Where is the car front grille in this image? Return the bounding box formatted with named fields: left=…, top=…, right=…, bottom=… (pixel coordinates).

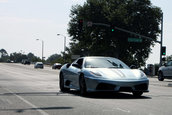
left=96, top=83, right=116, bottom=90
left=134, top=83, right=148, bottom=91
left=119, top=87, right=132, bottom=92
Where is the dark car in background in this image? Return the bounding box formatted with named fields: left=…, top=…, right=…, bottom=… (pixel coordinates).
left=21, top=59, right=31, bottom=65
left=52, top=63, right=62, bottom=69
left=34, top=62, right=44, bottom=69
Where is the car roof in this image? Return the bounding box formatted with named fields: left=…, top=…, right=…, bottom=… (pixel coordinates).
left=55, top=63, right=61, bottom=64
left=36, top=62, right=43, bottom=64
left=82, top=56, right=117, bottom=60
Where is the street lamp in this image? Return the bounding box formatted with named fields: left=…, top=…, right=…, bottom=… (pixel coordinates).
left=36, top=39, right=44, bottom=61
left=57, top=34, right=66, bottom=52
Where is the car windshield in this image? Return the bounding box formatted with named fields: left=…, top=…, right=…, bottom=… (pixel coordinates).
left=85, top=57, right=129, bottom=69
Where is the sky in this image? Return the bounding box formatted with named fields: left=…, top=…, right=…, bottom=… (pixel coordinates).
left=0, top=0, right=171, bottom=65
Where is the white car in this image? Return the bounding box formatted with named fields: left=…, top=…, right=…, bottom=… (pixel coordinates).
left=158, top=60, right=172, bottom=81
left=34, top=62, right=44, bottom=69
left=59, top=56, right=149, bottom=97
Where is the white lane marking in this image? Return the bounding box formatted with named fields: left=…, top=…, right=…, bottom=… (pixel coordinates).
left=103, top=107, right=130, bottom=113
left=116, top=107, right=130, bottom=113
left=5, top=88, right=49, bottom=115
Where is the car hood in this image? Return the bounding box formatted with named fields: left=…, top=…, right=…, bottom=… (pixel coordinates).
left=85, top=68, right=146, bottom=80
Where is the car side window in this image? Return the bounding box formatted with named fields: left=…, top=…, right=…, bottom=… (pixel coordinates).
left=72, top=58, right=83, bottom=68
left=169, top=61, right=172, bottom=66
left=76, top=59, right=83, bottom=66
left=167, top=61, right=172, bottom=66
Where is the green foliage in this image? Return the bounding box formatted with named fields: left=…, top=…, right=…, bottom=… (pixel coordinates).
left=0, top=49, right=9, bottom=62
left=10, top=52, right=27, bottom=63
left=166, top=55, right=172, bottom=61
left=67, top=0, right=162, bottom=67
left=27, top=52, right=41, bottom=62
left=46, top=54, right=62, bottom=64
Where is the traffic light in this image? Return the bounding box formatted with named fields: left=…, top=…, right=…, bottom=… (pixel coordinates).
left=78, top=19, right=83, bottom=31
left=110, top=25, right=115, bottom=32
left=161, top=46, right=166, bottom=55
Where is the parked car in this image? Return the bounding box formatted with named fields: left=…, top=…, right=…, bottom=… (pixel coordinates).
left=52, top=63, right=62, bottom=69
left=158, top=60, right=172, bottom=81
left=34, top=62, right=44, bottom=69
left=59, top=56, right=149, bottom=97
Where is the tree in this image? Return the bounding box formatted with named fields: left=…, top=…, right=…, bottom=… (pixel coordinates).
left=68, top=0, right=162, bottom=67
left=10, top=52, right=27, bottom=63
left=166, top=55, right=172, bottom=62
left=27, top=53, right=35, bottom=60
left=46, top=54, right=62, bottom=64
left=27, top=52, right=41, bottom=62
left=0, top=49, right=8, bottom=56
left=0, top=49, right=9, bottom=62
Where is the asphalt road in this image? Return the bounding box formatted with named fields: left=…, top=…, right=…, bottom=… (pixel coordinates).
left=0, top=63, right=172, bottom=115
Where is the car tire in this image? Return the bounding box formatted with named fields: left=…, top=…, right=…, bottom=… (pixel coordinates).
left=59, top=73, right=69, bottom=92
left=132, top=91, right=143, bottom=97
left=158, top=72, right=164, bottom=81
left=79, top=75, right=87, bottom=96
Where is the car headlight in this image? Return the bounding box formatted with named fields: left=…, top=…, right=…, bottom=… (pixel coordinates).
left=133, top=70, right=147, bottom=79
left=140, top=71, right=147, bottom=79
left=89, top=71, right=102, bottom=77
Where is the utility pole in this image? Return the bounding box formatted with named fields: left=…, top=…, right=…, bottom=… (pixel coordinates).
left=36, top=39, right=44, bottom=61
left=57, top=34, right=66, bottom=52
left=42, top=40, right=44, bottom=61
left=160, top=13, right=163, bottom=66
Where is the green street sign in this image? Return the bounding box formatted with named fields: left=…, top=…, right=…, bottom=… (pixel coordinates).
left=128, top=38, right=142, bottom=43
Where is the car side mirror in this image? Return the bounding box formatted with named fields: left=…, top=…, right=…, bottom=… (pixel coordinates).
left=130, top=65, right=137, bottom=69
left=66, top=63, right=71, bottom=68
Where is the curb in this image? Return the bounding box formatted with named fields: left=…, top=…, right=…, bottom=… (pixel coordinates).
left=168, top=84, right=172, bottom=87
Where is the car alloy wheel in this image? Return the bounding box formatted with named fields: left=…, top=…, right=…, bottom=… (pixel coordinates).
left=79, top=75, right=87, bottom=96
left=158, top=72, right=164, bottom=81
left=59, top=73, right=69, bottom=92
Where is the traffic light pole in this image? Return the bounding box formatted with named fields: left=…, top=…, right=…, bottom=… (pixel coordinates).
left=91, top=22, right=161, bottom=43
left=160, top=13, right=163, bottom=66
left=88, top=21, right=163, bottom=66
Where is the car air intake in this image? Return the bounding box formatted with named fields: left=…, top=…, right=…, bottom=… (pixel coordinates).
left=96, top=83, right=116, bottom=90
left=134, top=83, right=148, bottom=91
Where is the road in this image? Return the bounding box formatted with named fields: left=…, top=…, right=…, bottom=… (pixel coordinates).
left=0, top=63, right=172, bottom=115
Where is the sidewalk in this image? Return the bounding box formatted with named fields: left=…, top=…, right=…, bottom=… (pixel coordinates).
left=148, top=76, right=172, bottom=87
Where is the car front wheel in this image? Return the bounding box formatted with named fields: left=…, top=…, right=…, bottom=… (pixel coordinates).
left=158, top=72, right=164, bottom=81
left=59, top=73, right=69, bottom=92
left=79, top=75, right=87, bottom=96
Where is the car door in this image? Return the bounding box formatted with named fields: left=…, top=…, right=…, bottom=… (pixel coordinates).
left=70, top=58, right=83, bottom=89
left=168, top=61, right=172, bottom=76
left=163, top=61, right=172, bottom=76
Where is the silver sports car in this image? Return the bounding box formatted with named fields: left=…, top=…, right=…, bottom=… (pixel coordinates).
left=59, top=56, right=149, bottom=96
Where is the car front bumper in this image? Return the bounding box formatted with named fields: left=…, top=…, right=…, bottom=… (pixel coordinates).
left=85, top=77, right=149, bottom=92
